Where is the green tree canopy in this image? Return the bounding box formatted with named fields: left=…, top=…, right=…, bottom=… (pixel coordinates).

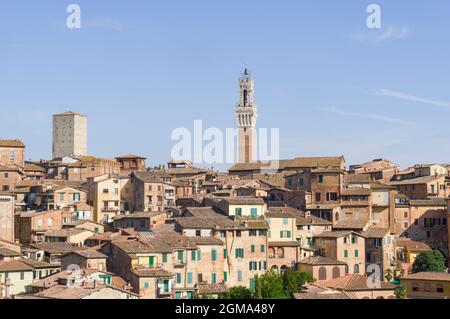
left=412, top=250, right=447, bottom=274
left=282, top=269, right=314, bottom=297
left=219, top=286, right=252, bottom=299
left=394, top=285, right=407, bottom=299
left=255, top=270, right=288, bottom=299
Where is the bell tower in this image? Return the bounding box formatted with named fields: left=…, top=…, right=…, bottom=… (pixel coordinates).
left=236, top=68, right=258, bottom=163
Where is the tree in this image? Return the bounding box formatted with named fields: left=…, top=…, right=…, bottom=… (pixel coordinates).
left=282, top=269, right=314, bottom=297
left=219, top=286, right=252, bottom=299
left=384, top=269, right=394, bottom=282
left=412, top=250, right=447, bottom=274
left=254, top=270, right=288, bottom=299
left=395, top=285, right=407, bottom=299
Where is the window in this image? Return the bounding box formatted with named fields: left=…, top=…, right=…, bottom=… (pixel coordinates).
left=318, top=175, right=324, bottom=183
left=327, top=192, right=338, bottom=201
left=431, top=185, right=436, bottom=194
left=250, top=245, right=255, bottom=253
left=260, top=245, right=265, bottom=253
left=236, top=230, right=242, bottom=237
left=223, top=249, right=227, bottom=258
left=59, top=193, right=65, bottom=201
left=299, top=178, right=304, bottom=187
left=283, top=218, right=289, bottom=225
left=9, top=150, right=14, bottom=161
left=48, top=218, right=53, bottom=227
left=237, top=271, right=243, bottom=282
left=414, top=219, right=419, bottom=226
left=351, top=236, right=357, bottom=244
left=249, top=279, right=256, bottom=291
left=73, top=193, right=81, bottom=201
left=280, top=231, right=291, bottom=238
left=355, top=250, right=359, bottom=258
left=195, top=230, right=201, bottom=237
left=344, top=250, right=348, bottom=258
left=103, top=189, right=109, bottom=194
left=223, top=272, right=228, bottom=282
left=177, top=250, right=184, bottom=262
left=404, top=211, right=408, bottom=218
left=235, top=248, right=244, bottom=258
left=175, top=292, right=182, bottom=299
left=288, top=179, right=293, bottom=187
left=250, top=208, right=258, bottom=218
left=187, top=272, right=193, bottom=284
left=162, top=252, right=168, bottom=263
left=354, top=264, right=360, bottom=274
left=197, top=274, right=203, bottom=283
left=211, top=249, right=217, bottom=261
left=235, top=208, right=242, bottom=217
left=412, top=284, right=419, bottom=292
left=4, top=173, right=8, bottom=178
left=437, top=284, right=444, bottom=293
left=176, top=273, right=182, bottom=284
left=20, top=271, right=25, bottom=280
left=249, top=230, right=257, bottom=237
left=211, top=273, right=217, bottom=284
left=144, top=282, right=149, bottom=289
left=318, top=267, right=327, bottom=281
left=315, top=192, right=321, bottom=202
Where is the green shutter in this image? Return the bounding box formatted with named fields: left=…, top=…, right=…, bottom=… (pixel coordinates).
left=235, top=249, right=239, bottom=258
left=211, top=249, right=217, bottom=261
left=223, top=272, right=228, bottom=282
left=344, top=250, right=348, bottom=258
left=197, top=250, right=201, bottom=260
left=287, top=231, right=291, bottom=238
left=251, top=245, right=255, bottom=253
left=223, top=249, right=227, bottom=258
left=212, top=273, right=217, bottom=284
left=260, top=244, right=265, bottom=252
left=162, top=252, right=168, bottom=263
left=176, top=273, right=181, bottom=284
left=355, top=250, right=359, bottom=257
left=191, top=250, right=196, bottom=261
left=187, top=272, right=193, bottom=284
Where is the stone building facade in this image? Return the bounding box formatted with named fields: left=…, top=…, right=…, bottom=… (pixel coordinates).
left=52, top=111, right=87, bottom=159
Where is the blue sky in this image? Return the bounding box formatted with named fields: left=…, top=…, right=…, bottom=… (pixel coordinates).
left=1, top=0, right=450, bottom=170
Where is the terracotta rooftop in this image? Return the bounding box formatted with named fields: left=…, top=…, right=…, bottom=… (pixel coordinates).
left=401, top=272, right=450, bottom=282
left=298, top=256, right=347, bottom=266
left=0, top=139, right=25, bottom=148
left=319, top=274, right=396, bottom=291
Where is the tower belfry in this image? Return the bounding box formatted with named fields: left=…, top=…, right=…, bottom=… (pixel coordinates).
left=236, top=69, right=257, bottom=163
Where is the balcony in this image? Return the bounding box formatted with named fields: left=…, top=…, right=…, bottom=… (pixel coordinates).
left=173, top=259, right=186, bottom=267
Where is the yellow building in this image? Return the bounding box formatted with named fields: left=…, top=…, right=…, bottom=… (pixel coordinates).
left=401, top=272, right=450, bottom=299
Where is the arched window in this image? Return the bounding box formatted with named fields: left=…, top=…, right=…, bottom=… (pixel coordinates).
left=354, top=264, right=360, bottom=274
left=332, top=266, right=341, bottom=279
left=243, top=90, right=248, bottom=106
left=318, top=267, right=327, bottom=281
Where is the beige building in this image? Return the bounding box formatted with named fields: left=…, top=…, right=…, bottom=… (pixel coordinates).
left=297, top=256, right=347, bottom=282
left=0, top=139, right=25, bottom=169
left=52, top=111, right=87, bottom=159
left=0, top=193, right=15, bottom=242
left=132, top=171, right=175, bottom=212
left=61, top=250, right=108, bottom=271
left=314, top=231, right=366, bottom=275
left=87, top=175, right=121, bottom=223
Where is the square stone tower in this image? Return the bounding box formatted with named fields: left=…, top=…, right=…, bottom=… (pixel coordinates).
left=52, top=111, right=87, bottom=159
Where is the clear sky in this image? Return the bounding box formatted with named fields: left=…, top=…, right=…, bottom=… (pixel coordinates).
left=1, top=0, right=450, bottom=171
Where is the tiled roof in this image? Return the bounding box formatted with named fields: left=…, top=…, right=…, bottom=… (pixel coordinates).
left=362, top=227, right=389, bottom=238
left=0, top=260, right=34, bottom=272
left=69, top=250, right=108, bottom=259
left=401, top=272, right=450, bottom=282
left=132, top=268, right=173, bottom=278
left=0, top=247, right=22, bottom=257
left=196, top=283, right=228, bottom=294
left=268, top=207, right=331, bottom=226
left=333, top=220, right=369, bottom=230
left=20, top=258, right=60, bottom=269
left=388, top=175, right=446, bottom=185
left=115, top=154, right=146, bottom=159
left=315, top=231, right=360, bottom=239
left=215, top=196, right=265, bottom=205
left=293, top=284, right=352, bottom=299
left=319, top=274, right=396, bottom=291
left=298, top=256, right=347, bottom=266
left=0, top=139, right=25, bottom=147
left=268, top=241, right=300, bottom=247
left=31, top=243, right=89, bottom=254
left=409, top=199, right=448, bottom=207
left=395, top=238, right=431, bottom=252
